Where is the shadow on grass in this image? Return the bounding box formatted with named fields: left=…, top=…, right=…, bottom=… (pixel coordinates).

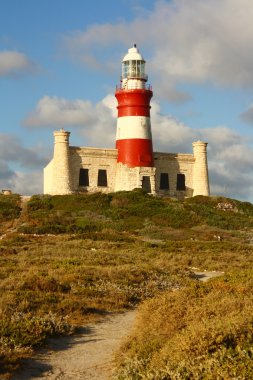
left=11, top=312, right=111, bottom=380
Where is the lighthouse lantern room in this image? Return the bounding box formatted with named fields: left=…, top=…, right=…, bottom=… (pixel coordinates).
left=121, top=43, right=147, bottom=89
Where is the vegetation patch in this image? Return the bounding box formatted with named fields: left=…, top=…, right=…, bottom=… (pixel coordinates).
left=18, top=192, right=253, bottom=236
left=115, top=271, right=253, bottom=379
left=1, top=191, right=253, bottom=378
left=0, top=194, right=21, bottom=229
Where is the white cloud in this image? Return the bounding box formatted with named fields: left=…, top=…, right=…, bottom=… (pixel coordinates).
left=11, top=171, right=43, bottom=195
left=151, top=100, right=196, bottom=152
left=0, top=169, right=43, bottom=195
left=0, top=161, right=14, bottom=180
left=0, top=134, right=47, bottom=195
left=0, top=134, right=47, bottom=169
left=241, top=104, right=253, bottom=125
left=0, top=50, right=36, bottom=77
left=22, top=94, right=253, bottom=201
left=196, top=126, right=253, bottom=199
left=63, top=0, right=253, bottom=91
left=0, top=170, right=43, bottom=195
left=24, top=96, right=98, bottom=128
left=23, top=94, right=117, bottom=147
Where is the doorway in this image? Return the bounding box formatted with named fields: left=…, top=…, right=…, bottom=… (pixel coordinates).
left=142, top=176, right=151, bottom=193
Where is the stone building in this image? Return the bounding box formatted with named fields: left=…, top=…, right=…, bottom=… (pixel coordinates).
left=44, top=45, right=210, bottom=198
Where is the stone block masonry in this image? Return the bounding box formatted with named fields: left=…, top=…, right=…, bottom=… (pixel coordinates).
left=192, top=141, right=210, bottom=196
left=44, top=130, right=210, bottom=198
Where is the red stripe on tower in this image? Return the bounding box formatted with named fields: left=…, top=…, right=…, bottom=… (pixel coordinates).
left=115, top=44, right=154, bottom=167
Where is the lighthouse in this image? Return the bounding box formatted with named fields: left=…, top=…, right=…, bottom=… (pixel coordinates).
left=115, top=44, right=154, bottom=168
left=44, top=45, right=210, bottom=198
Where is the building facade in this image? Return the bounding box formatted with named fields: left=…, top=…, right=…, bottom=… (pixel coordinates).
left=44, top=45, right=210, bottom=198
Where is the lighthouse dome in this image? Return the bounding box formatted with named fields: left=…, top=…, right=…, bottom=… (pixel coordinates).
left=122, top=44, right=145, bottom=62
left=121, top=44, right=148, bottom=86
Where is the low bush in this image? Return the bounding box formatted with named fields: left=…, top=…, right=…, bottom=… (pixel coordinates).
left=20, top=193, right=253, bottom=236
left=0, top=311, right=72, bottom=376
left=115, top=271, right=253, bottom=379
left=0, top=194, right=21, bottom=221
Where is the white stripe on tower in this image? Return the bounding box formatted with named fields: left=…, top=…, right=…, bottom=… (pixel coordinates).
left=116, top=116, right=152, bottom=140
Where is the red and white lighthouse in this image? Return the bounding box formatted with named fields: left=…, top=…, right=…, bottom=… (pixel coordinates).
left=115, top=44, right=154, bottom=168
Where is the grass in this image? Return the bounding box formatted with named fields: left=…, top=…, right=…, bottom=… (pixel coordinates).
left=114, top=271, right=253, bottom=379
left=18, top=191, right=253, bottom=235
left=0, top=235, right=186, bottom=378
left=0, top=194, right=21, bottom=236
left=0, top=191, right=253, bottom=378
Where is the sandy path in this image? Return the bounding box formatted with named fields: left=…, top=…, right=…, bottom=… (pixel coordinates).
left=13, top=310, right=136, bottom=380
left=12, top=271, right=224, bottom=380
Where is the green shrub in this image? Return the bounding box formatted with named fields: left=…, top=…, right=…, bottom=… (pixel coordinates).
left=0, top=194, right=21, bottom=221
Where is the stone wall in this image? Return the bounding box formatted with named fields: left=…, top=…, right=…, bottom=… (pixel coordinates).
left=115, top=163, right=156, bottom=193
left=69, top=147, right=118, bottom=193
left=154, top=152, right=195, bottom=197
left=44, top=132, right=209, bottom=198
left=68, top=148, right=196, bottom=197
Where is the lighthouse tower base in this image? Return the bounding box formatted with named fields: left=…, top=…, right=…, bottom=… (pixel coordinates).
left=115, top=163, right=156, bottom=194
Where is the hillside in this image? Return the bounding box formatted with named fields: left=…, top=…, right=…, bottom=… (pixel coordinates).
left=0, top=191, right=253, bottom=379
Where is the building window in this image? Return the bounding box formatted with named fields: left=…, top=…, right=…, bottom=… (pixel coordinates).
left=160, top=173, right=169, bottom=190
left=142, top=176, right=151, bottom=193
left=97, top=169, right=108, bottom=187
left=79, top=168, right=89, bottom=186
left=177, top=174, right=186, bottom=191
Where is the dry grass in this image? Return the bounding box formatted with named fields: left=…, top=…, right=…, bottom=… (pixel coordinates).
left=1, top=192, right=253, bottom=378
left=114, top=271, right=253, bottom=379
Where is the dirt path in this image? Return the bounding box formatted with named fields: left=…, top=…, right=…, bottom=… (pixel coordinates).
left=12, top=271, right=224, bottom=380
left=13, top=195, right=30, bottom=231
left=13, top=310, right=136, bottom=380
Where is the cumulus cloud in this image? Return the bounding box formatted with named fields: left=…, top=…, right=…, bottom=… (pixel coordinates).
left=24, top=96, right=98, bottom=128
left=0, top=161, right=14, bottom=180
left=149, top=101, right=253, bottom=200
left=22, top=94, right=253, bottom=201
left=0, top=134, right=47, bottom=194
left=240, top=104, right=253, bottom=125
left=23, top=94, right=117, bottom=147
left=0, top=134, right=47, bottom=169
left=0, top=170, right=43, bottom=195
left=203, top=130, right=253, bottom=200
left=63, top=0, right=253, bottom=92
left=151, top=101, right=196, bottom=152
left=0, top=50, right=36, bottom=77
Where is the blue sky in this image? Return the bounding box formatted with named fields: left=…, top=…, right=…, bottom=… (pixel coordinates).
left=1, top=0, right=253, bottom=200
